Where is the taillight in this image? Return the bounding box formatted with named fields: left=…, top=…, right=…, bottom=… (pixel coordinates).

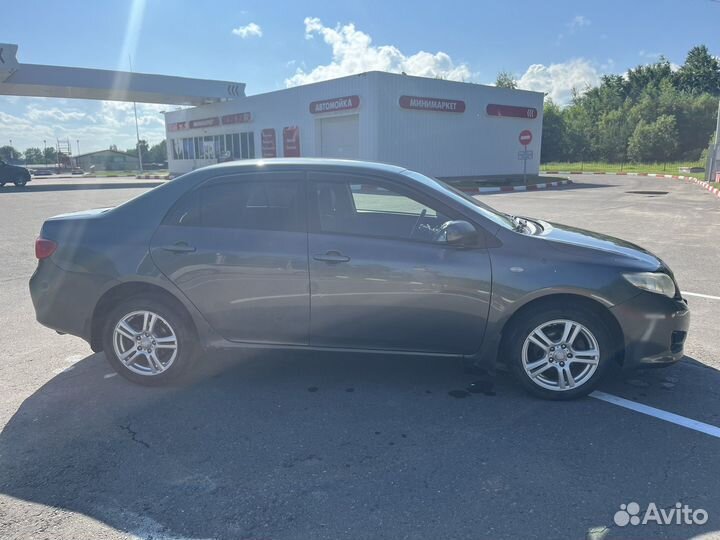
left=35, top=238, right=57, bottom=259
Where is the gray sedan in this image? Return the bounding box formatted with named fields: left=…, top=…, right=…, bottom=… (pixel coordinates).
left=29, top=159, right=689, bottom=399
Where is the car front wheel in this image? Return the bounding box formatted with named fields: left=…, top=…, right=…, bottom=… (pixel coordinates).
left=14, top=180, right=27, bottom=187
left=507, top=306, right=614, bottom=400
left=102, top=296, right=196, bottom=385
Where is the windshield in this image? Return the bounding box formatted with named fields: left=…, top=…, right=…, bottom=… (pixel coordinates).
left=402, top=169, right=515, bottom=230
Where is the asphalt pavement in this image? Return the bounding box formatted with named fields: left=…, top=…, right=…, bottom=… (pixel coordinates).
left=1, top=173, right=719, bottom=540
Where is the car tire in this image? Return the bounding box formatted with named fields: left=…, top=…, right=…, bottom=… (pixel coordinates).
left=506, top=305, right=615, bottom=400
left=102, top=295, right=197, bottom=386
left=14, top=179, right=27, bottom=187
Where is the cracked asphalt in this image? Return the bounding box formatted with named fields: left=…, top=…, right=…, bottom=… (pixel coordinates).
left=1, top=174, right=719, bottom=539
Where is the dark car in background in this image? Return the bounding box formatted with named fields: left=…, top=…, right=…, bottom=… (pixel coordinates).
left=0, top=160, right=31, bottom=187
left=29, top=159, right=690, bottom=399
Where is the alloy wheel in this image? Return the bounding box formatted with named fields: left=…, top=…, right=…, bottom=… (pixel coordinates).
left=112, top=310, right=178, bottom=376
left=521, top=319, right=600, bottom=392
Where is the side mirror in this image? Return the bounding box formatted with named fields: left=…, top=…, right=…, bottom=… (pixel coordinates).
left=438, top=220, right=478, bottom=246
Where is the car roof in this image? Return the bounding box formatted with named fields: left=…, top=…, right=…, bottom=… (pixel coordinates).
left=198, top=158, right=408, bottom=175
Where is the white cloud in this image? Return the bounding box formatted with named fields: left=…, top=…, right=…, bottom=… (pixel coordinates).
left=568, top=15, right=591, bottom=31
left=517, top=59, right=601, bottom=104
left=26, top=106, right=88, bottom=122
left=0, top=97, right=171, bottom=153
left=232, top=22, right=263, bottom=39
left=285, top=17, right=472, bottom=86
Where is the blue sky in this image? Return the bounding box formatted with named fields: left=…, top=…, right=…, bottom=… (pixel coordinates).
left=1, top=0, right=718, bottom=154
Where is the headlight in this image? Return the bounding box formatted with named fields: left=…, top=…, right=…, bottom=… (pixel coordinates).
left=623, top=272, right=676, bottom=298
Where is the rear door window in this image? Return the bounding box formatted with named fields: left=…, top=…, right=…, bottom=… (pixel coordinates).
left=164, top=173, right=305, bottom=232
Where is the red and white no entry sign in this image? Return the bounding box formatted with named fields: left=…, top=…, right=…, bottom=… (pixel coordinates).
left=519, top=130, right=533, bottom=146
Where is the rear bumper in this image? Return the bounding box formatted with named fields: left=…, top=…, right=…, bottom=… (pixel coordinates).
left=610, top=291, right=690, bottom=369
left=29, top=259, right=105, bottom=343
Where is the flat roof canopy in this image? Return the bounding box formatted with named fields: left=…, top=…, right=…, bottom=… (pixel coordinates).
left=0, top=43, right=244, bottom=106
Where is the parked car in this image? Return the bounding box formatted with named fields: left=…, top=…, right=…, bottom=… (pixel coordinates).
left=0, top=160, right=32, bottom=187
left=29, top=159, right=690, bottom=399
left=71, top=168, right=85, bottom=175
left=32, top=169, right=53, bottom=177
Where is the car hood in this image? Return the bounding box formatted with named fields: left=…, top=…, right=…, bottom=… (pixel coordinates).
left=536, top=219, right=663, bottom=271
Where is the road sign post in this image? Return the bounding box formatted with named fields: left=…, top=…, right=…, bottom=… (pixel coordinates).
left=518, top=130, right=533, bottom=187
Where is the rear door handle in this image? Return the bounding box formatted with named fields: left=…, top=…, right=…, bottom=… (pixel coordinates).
left=313, top=251, right=350, bottom=264
left=159, top=242, right=196, bottom=253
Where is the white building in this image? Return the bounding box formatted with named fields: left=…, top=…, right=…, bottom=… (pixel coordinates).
left=164, top=71, right=544, bottom=180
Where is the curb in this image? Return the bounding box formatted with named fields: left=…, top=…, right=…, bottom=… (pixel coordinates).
left=687, top=177, right=720, bottom=199
left=461, top=178, right=573, bottom=195
left=542, top=171, right=689, bottom=177
left=136, top=174, right=172, bottom=180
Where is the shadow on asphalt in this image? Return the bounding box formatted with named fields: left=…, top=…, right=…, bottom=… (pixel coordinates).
left=1, top=350, right=719, bottom=539
left=553, top=182, right=615, bottom=191
left=0, top=182, right=163, bottom=193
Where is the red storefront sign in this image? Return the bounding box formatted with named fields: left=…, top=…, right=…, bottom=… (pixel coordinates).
left=222, top=112, right=253, bottom=125
left=309, top=95, right=360, bottom=114
left=399, top=95, right=466, bottom=113
left=486, top=104, right=538, bottom=119
left=188, top=117, right=220, bottom=129
left=261, top=128, right=277, bottom=158
left=167, top=121, right=187, bottom=132
left=283, top=126, right=300, bottom=157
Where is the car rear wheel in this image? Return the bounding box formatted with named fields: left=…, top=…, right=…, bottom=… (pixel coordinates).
left=506, top=306, right=613, bottom=400
left=102, top=296, right=196, bottom=385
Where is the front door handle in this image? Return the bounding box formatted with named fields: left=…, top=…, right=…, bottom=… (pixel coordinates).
left=313, top=250, right=351, bottom=264
left=159, top=242, right=196, bottom=253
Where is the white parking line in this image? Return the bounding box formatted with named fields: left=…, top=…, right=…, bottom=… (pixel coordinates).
left=684, top=291, right=720, bottom=301
left=591, top=391, right=720, bottom=439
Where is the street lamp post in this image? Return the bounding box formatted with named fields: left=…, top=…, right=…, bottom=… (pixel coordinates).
left=43, top=140, right=47, bottom=167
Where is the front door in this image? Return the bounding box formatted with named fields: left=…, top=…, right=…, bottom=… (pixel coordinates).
left=150, top=171, right=310, bottom=345
left=307, top=172, right=492, bottom=355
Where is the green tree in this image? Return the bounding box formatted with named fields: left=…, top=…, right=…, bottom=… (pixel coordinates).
left=562, top=102, right=593, bottom=162
left=0, top=146, right=21, bottom=162
left=627, top=115, right=679, bottom=162
left=147, top=140, right=167, bottom=163
left=126, top=140, right=149, bottom=159
left=675, top=45, right=720, bottom=95
left=23, top=147, right=43, bottom=164
left=625, top=58, right=674, bottom=99
left=43, top=147, right=57, bottom=165
left=495, top=71, right=517, bottom=89
left=540, top=99, right=566, bottom=162
left=593, top=108, right=633, bottom=163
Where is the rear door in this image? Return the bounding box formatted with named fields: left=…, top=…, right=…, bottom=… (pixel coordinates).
left=150, top=171, right=310, bottom=345
left=307, top=172, right=492, bottom=354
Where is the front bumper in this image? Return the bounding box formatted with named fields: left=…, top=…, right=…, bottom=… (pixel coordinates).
left=610, top=291, right=690, bottom=368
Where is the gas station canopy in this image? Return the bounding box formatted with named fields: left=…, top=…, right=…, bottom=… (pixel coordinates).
left=0, top=43, right=245, bottom=106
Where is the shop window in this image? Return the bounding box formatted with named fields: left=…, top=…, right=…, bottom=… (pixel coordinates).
left=183, top=138, right=194, bottom=160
